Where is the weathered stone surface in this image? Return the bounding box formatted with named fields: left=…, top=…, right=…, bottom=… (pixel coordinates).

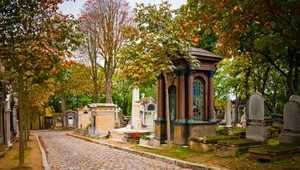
left=225, top=99, right=232, bottom=128
left=188, top=122, right=217, bottom=137
left=279, top=131, right=300, bottom=145
left=249, top=145, right=300, bottom=161
left=283, top=101, right=300, bottom=131
left=190, top=141, right=214, bottom=152
left=249, top=92, right=264, bottom=120
left=35, top=131, right=195, bottom=170
left=289, top=95, right=300, bottom=104
left=246, top=124, right=268, bottom=142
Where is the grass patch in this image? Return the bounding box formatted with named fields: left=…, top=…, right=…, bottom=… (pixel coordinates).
left=13, top=147, right=32, bottom=160
left=134, top=145, right=204, bottom=160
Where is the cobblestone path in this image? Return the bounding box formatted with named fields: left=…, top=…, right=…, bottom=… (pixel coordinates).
left=35, top=131, right=192, bottom=170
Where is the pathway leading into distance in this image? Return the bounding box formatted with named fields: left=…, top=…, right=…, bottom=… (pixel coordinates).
left=34, top=130, right=192, bottom=170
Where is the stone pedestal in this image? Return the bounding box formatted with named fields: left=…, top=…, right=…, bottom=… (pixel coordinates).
left=188, top=122, right=217, bottom=138
left=90, top=103, right=116, bottom=135
left=132, top=103, right=142, bottom=130
left=279, top=96, right=300, bottom=146
left=246, top=122, right=269, bottom=142
left=279, top=131, right=300, bottom=145
left=173, top=122, right=187, bottom=145
left=154, top=119, right=166, bottom=143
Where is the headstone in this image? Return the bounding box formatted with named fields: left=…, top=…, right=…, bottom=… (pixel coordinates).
left=280, top=95, right=300, bottom=145
left=232, top=105, right=236, bottom=123
left=283, top=101, right=299, bottom=131
left=289, top=95, right=300, bottom=103
left=246, top=92, right=269, bottom=142
left=225, top=100, right=232, bottom=128
left=249, top=92, right=264, bottom=120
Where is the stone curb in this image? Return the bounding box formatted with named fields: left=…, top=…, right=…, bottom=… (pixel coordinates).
left=67, top=133, right=226, bottom=170
left=34, top=134, right=51, bottom=170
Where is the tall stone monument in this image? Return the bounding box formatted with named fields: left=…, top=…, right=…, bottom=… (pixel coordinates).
left=131, top=86, right=142, bottom=130
left=225, top=99, right=232, bottom=128
left=246, top=92, right=269, bottom=142
left=279, top=95, right=300, bottom=145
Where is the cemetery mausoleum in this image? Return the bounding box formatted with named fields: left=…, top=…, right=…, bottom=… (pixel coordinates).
left=155, top=48, right=222, bottom=145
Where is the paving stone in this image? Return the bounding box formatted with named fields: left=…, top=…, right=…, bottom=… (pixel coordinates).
left=34, top=131, right=193, bottom=170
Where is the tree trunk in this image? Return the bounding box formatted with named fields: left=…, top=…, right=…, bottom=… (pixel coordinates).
left=27, top=107, right=30, bottom=140
left=105, top=74, right=113, bottom=103
left=61, top=96, right=67, bottom=129
left=234, top=97, right=239, bottom=123
left=92, top=75, right=99, bottom=103
left=287, top=49, right=296, bottom=95
left=0, top=81, right=5, bottom=149
left=261, top=67, right=271, bottom=96
left=24, top=105, right=27, bottom=148
left=163, top=72, right=171, bottom=149
left=18, top=72, right=24, bottom=167
left=38, top=113, right=41, bottom=129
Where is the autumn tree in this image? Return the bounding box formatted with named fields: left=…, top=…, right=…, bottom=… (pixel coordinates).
left=0, top=0, right=81, bottom=167
left=49, top=62, right=92, bottom=127
left=120, top=1, right=199, bottom=148
left=79, top=0, right=134, bottom=103
left=182, top=0, right=299, bottom=116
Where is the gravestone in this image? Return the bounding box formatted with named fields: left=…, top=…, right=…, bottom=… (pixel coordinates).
left=289, top=95, right=300, bottom=103
left=279, top=95, right=300, bottom=145
left=246, top=92, right=269, bottom=142
left=249, top=92, right=264, bottom=120
left=225, top=100, right=233, bottom=135
left=131, top=86, right=141, bottom=130
left=225, top=99, right=232, bottom=128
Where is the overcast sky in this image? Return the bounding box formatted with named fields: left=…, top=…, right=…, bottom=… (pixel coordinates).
left=58, top=0, right=186, bottom=17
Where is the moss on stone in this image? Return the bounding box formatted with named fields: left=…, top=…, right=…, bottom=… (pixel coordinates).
left=217, top=138, right=260, bottom=147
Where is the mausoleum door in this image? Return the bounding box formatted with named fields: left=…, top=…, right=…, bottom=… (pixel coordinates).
left=169, top=86, right=176, bottom=139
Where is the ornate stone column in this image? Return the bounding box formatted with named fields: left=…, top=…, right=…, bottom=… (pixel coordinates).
left=177, top=70, right=186, bottom=123
left=187, top=69, right=195, bottom=123
left=208, top=71, right=215, bottom=122
left=156, top=73, right=164, bottom=121
left=154, top=73, right=166, bottom=145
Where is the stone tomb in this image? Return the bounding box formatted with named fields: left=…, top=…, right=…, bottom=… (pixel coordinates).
left=89, top=103, right=116, bottom=135
left=110, top=86, right=152, bottom=144
left=77, top=106, right=92, bottom=129
left=246, top=92, right=270, bottom=142
left=279, top=95, right=300, bottom=145
left=154, top=48, right=222, bottom=146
